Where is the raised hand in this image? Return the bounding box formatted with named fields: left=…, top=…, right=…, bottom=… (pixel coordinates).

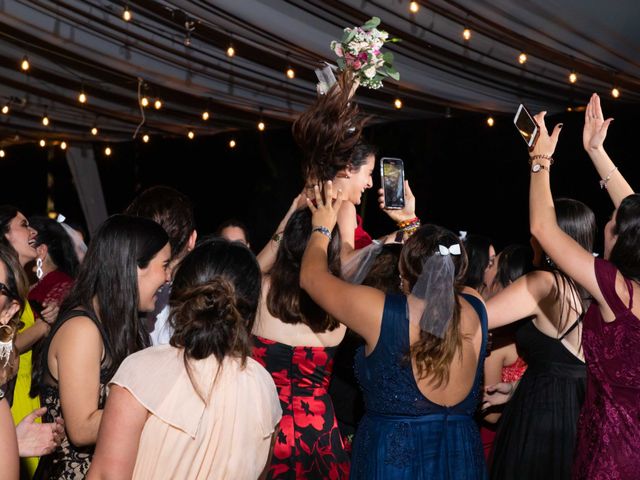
left=531, top=112, right=563, bottom=158
left=306, top=181, right=344, bottom=232
left=583, top=93, right=614, bottom=153
left=378, top=180, right=416, bottom=224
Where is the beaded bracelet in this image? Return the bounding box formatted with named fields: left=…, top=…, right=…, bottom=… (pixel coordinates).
left=312, top=225, right=332, bottom=240
left=397, top=216, right=420, bottom=229
left=271, top=231, right=284, bottom=243
left=529, top=154, right=555, bottom=165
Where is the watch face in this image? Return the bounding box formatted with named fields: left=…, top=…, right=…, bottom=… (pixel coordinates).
left=532, top=163, right=542, bottom=172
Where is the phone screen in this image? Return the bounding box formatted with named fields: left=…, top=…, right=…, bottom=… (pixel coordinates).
left=381, top=158, right=405, bottom=209
left=513, top=104, right=538, bottom=147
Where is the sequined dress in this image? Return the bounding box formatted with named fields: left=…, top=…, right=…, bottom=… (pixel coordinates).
left=351, top=293, right=488, bottom=479
left=573, top=259, right=640, bottom=479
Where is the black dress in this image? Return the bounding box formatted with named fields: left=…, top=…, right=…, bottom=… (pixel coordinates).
left=489, top=319, right=586, bottom=480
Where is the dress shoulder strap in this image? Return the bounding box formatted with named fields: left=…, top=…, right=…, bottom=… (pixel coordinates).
left=594, top=258, right=634, bottom=316
left=378, top=294, right=409, bottom=355
left=460, top=292, right=488, bottom=357
left=558, top=312, right=583, bottom=341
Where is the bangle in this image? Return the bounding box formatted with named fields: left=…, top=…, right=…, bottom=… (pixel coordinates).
left=271, top=231, right=283, bottom=244
left=599, top=166, right=618, bottom=189
left=397, top=216, right=420, bottom=229
left=312, top=226, right=332, bottom=240
left=529, top=154, right=554, bottom=165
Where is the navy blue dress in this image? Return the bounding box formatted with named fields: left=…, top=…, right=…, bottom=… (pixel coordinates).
left=351, top=293, right=488, bottom=479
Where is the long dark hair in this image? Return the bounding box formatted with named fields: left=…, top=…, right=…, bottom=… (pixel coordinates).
left=463, top=234, right=493, bottom=290
left=0, top=205, right=20, bottom=249
left=29, top=216, right=79, bottom=278
left=40, top=215, right=168, bottom=385
left=0, top=244, right=29, bottom=335
left=494, top=244, right=534, bottom=289
left=546, top=198, right=596, bottom=332
left=609, top=194, right=640, bottom=283
left=401, top=224, right=469, bottom=387
left=267, top=209, right=341, bottom=332
left=169, top=238, right=261, bottom=401
left=292, top=71, right=374, bottom=183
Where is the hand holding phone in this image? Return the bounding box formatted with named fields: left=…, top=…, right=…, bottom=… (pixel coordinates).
left=380, top=158, right=405, bottom=209
left=514, top=104, right=539, bottom=148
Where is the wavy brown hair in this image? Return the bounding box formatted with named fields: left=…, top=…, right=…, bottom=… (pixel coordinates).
left=0, top=243, right=29, bottom=335
left=292, top=71, right=373, bottom=182
left=401, top=225, right=469, bottom=388
left=267, top=209, right=341, bottom=332
left=169, top=238, right=261, bottom=402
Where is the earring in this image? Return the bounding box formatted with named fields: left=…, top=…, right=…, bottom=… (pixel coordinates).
left=0, top=325, right=14, bottom=368
left=36, top=257, right=43, bottom=280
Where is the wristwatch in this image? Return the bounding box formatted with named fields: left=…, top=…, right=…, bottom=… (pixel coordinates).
left=531, top=162, right=550, bottom=173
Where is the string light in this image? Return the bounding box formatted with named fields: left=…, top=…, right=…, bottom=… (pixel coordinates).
left=20, top=56, right=30, bottom=71
left=567, top=107, right=573, bottom=112
left=123, top=6, right=132, bottom=22
left=286, top=67, right=295, bottom=79
left=258, top=121, right=265, bottom=131
left=518, top=52, right=527, bottom=64
left=60, top=141, right=67, bottom=150
left=226, top=45, right=235, bottom=57
left=104, top=146, right=112, bottom=156
left=0, top=150, right=5, bottom=158
left=142, top=134, right=150, bottom=143
left=202, top=110, right=210, bottom=121
left=1, top=105, right=8, bottom=115
left=187, top=130, right=195, bottom=139
left=154, top=99, right=162, bottom=110
left=42, top=114, right=50, bottom=127
left=229, top=139, right=236, bottom=148
left=409, top=1, right=419, bottom=13
left=394, top=98, right=403, bottom=109
left=91, top=126, right=98, bottom=136
left=612, top=87, right=620, bottom=98
left=487, top=116, right=495, bottom=127
left=78, top=91, right=87, bottom=104
left=569, top=71, right=577, bottom=84
left=140, top=97, right=149, bottom=107
left=462, top=28, right=471, bottom=41
left=39, top=139, right=46, bottom=147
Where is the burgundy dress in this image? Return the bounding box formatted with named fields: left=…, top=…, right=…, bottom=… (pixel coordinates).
left=354, top=214, right=372, bottom=250
left=573, top=259, right=640, bottom=479
left=252, top=336, right=350, bottom=479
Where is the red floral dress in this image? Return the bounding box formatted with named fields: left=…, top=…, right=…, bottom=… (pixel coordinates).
left=253, top=336, right=350, bottom=479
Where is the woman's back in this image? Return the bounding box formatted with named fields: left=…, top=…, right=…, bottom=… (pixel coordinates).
left=351, top=292, right=488, bottom=479
left=111, top=345, right=281, bottom=479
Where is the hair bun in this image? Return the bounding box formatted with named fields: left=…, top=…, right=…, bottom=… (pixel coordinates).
left=176, top=278, right=238, bottom=325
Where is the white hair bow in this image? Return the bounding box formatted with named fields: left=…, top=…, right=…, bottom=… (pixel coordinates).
left=438, top=244, right=461, bottom=256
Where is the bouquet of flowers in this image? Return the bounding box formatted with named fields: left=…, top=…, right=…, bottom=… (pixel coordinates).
left=330, top=17, right=399, bottom=89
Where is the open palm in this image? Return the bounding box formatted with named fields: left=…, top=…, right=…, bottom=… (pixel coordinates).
left=583, top=93, right=613, bottom=152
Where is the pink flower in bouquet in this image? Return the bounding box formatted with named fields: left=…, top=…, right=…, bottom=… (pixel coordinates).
left=352, top=59, right=362, bottom=70
left=358, top=52, right=368, bottom=61
left=334, top=43, right=344, bottom=57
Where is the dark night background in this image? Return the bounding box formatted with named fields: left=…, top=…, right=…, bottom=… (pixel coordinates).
left=1, top=99, right=637, bottom=255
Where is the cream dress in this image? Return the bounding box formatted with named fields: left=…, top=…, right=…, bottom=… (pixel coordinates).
left=110, top=344, right=281, bottom=479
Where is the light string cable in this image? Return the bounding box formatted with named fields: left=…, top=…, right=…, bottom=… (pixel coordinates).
left=133, top=77, right=145, bottom=139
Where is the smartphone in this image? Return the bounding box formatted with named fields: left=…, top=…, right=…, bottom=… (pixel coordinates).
left=513, top=104, right=539, bottom=148
left=380, top=157, right=405, bottom=209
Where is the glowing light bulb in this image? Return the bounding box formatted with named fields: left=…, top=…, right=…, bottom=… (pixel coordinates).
left=20, top=56, right=30, bottom=71
left=91, top=127, right=98, bottom=136
left=286, top=68, right=295, bottom=79
left=569, top=72, right=577, bottom=84
left=39, top=139, right=46, bottom=147
left=612, top=87, right=620, bottom=98
left=229, top=139, right=236, bottom=148
left=226, top=46, right=235, bottom=57
left=0, top=150, right=5, bottom=158
left=409, top=1, right=419, bottom=13
left=567, top=107, right=573, bottom=112
left=104, top=146, right=112, bottom=156
left=394, top=98, right=403, bottom=109
left=187, top=130, right=195, bottom=139
left=142, top=134, right=150, bottom=143
left=487, top=116, right=495, bottom=127
left=258, top=121, right=265, bottom=131
left=60, top=141, right=67, bottom=150
left=154, top=99, right=162, bottom=110
left=141, top=97, right=149, bottom=107
left=42, top=116, right=50, bottom=127
left=78, top=92, right=87, bottom=103
left=463, top=28, right=471, bottom=41
left=202, top=111, right=210, bottom=121
left=518, top=52, right=527, bottom=64
left=1, top=105, right=8, bottom=115
left=123, top=7, right=132, bottom=21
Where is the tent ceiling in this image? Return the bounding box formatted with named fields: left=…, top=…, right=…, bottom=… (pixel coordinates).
left=1, top=0, right=639, bottom=145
